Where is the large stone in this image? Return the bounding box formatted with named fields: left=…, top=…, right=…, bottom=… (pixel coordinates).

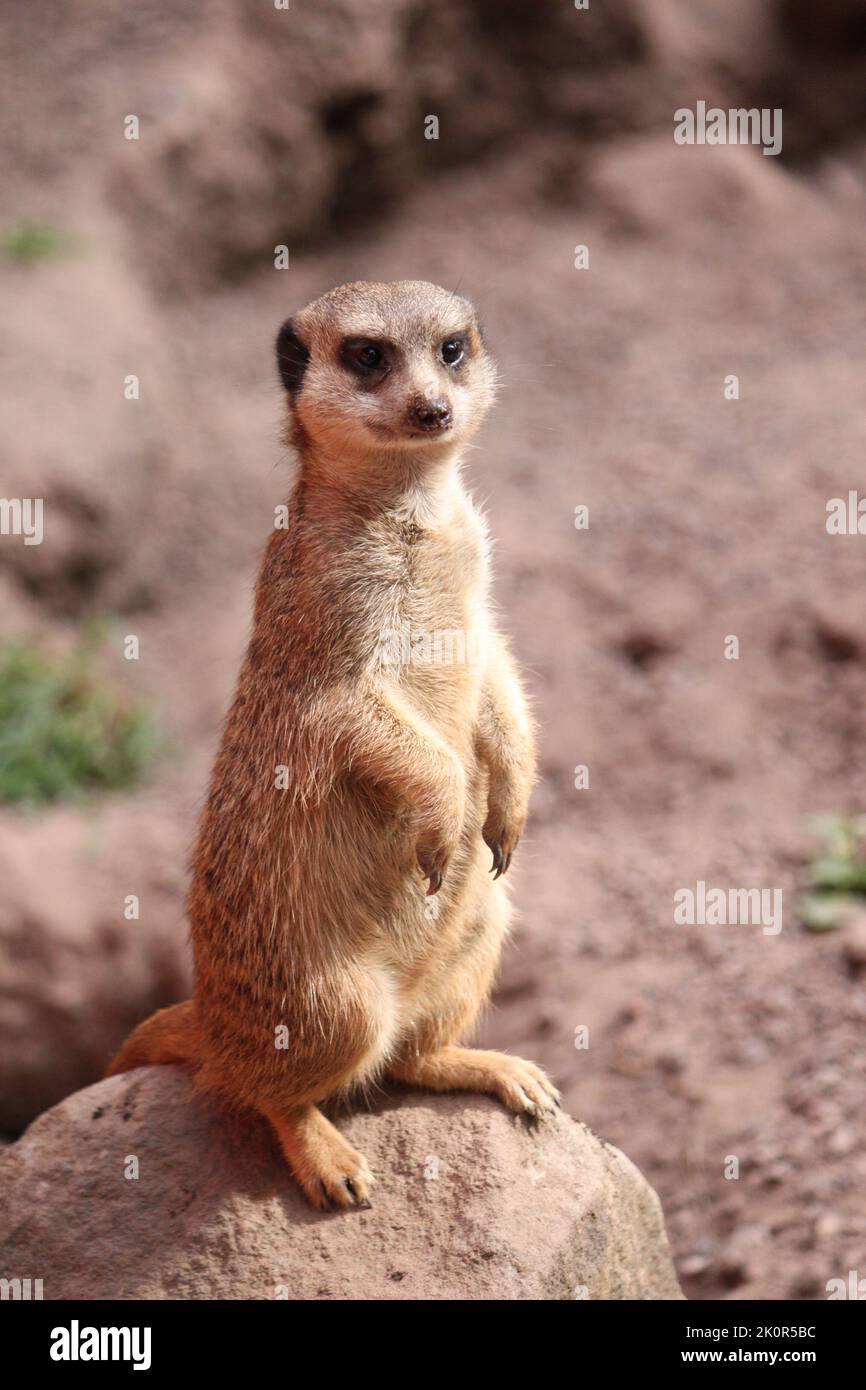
left=0, top=1067, right=683, bottom=1300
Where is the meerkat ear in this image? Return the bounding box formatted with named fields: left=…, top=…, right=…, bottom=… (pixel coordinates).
left=275, top=319, right=310, bottom=397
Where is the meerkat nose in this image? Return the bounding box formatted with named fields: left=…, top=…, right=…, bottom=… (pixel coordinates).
left=411, top=397, right=452, bottom=432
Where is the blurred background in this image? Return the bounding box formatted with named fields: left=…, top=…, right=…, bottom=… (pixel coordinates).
left=3, top=0, right=866, bottom=1299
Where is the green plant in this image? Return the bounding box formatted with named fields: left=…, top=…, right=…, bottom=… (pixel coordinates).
left=0, top=639, right=158, bottom=807
left=797, top=814, right=866, bottom=932
left=1, top=222, right=72, bottom=262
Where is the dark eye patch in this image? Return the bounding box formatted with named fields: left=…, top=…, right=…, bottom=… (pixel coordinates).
left=275, top=318, right=310, bottom=396
left=440, top=327, right=472, bottom=367
left=340, top=338, right=392, bottom=377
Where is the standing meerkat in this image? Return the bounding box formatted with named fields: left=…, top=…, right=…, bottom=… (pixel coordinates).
left=108, top=280, right=558, bottom=1209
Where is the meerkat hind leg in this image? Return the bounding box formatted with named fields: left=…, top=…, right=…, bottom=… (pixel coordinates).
left=262, top=1102, right=374, bottom=1210
left=390, top=1044, right=560, bottom=1120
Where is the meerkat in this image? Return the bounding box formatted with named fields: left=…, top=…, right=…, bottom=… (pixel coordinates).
left=108, top=280, right=558, bottom=1209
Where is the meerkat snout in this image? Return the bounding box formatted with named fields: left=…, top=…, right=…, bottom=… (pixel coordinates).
left=408, top=392, right=452, bottom=433
left=276, top=280, right=497, bottom=463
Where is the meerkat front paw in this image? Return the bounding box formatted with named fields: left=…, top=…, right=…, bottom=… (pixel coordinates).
left=415, top=774, right=466, bottom=894
left=417, top=811, right=464, bottom=889
left=482, top=810, right=525, bottom=879
left=416, top=823, right=461, bottom=894
left=416, top=844, right=450, bottom=896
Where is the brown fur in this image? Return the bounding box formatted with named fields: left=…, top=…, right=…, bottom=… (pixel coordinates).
left=108, top=281, right=558, bottom=1209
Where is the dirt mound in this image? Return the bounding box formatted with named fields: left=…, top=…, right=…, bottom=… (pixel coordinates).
left=0, top=0, right=653, bottom=297
left=0, top=1068, right=682, bottom=1300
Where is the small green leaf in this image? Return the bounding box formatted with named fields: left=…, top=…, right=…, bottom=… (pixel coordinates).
left=1, top=222, right=74, bottom=262
left=797, top=893, right=856, bottom=933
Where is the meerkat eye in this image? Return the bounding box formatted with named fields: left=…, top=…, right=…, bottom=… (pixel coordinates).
left=343, top=341, right=385, bottom=374
left=441, top=339, right=464, bottom=366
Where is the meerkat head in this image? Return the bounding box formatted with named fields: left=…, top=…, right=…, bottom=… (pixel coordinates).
left=275, top=281, right=497, bottom=470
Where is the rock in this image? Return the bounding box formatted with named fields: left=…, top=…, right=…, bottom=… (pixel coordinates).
left=0, top=1068, right=683, bottom=1301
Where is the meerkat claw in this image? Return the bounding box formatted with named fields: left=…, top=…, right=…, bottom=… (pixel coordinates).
left=489, top=836, right=518, bottom=879
left=417, top=853, right=445, bottom=893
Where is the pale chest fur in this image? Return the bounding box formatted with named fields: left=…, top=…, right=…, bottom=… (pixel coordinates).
left=360, top=492, right=491, bottom=748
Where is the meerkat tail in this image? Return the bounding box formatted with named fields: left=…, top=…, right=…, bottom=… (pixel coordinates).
left=106, top=1000, right=199, bottom=1076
